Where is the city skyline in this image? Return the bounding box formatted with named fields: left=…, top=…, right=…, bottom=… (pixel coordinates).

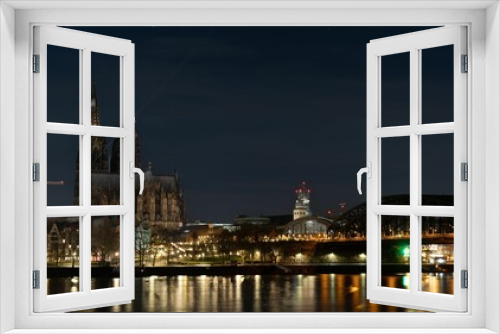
left=48, top=26, right=454, bottom=222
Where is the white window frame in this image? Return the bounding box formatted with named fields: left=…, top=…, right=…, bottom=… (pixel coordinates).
left=33, top=26, right=136, bottom=313
left=0, top=1, right=499, bottom=333
left=366, top=26, right=468, bottom=312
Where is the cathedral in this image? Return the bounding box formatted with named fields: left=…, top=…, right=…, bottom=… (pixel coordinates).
left=48, top=83, right=187, bottom=265
left=79, top=83, right=187, bottom=230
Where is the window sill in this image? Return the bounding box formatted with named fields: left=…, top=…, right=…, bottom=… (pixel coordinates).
left=3, top=329, right=498, bottom=334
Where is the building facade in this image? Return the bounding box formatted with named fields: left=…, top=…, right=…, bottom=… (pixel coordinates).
left=79, top=83, right=186, bottom=230
left=293, top=181, right=311, bottom=220
left=47, top=218, right=80, bottom=266
left=48, top=84, right=187, bottom=266
left=280, top=182, right=334, bottom=236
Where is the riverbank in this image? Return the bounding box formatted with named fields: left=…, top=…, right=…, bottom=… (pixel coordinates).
left=48, top=263, right=453, bottom=277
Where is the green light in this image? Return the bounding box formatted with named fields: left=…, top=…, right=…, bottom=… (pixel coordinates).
left=403, top=246, right=410, bottom=257
left=402, top=274, right=410, bottom=288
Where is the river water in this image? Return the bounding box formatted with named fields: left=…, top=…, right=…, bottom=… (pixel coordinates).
left=47, top=273, right=453, bottom=312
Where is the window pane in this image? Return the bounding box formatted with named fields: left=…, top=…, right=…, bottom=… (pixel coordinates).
left=47, top=45, right=80, bottom=124
left=91, top=137, right=121, bottom=205
left=47, top=217, right=80, bottom=295
left=421, top=134, right=454, bottom=206
left=381, top=137, right=410, bottom=205
left=381, top=52, right=410, bottom=127
left=91, top=215, right=121, bottom=290
left=421, top=45, right=454, bottom=124
left=47, top=134, right=80, bottom=206
left=421, top=216, right=454, bottom=295
left=91, top=52, right=120, bottom=127
left=381, top=215, right=410, bottom=290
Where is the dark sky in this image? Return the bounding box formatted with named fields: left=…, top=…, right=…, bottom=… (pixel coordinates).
left=47, top=26, right=454, bottom=222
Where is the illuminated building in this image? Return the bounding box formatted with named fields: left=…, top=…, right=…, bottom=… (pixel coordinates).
left=235, top=216, right=271, bottom=226
left=281, top=182, right=334, bottom=236
left=75, top=83, right=186, bottom=230
left=293, top=181, right=311, bottom=220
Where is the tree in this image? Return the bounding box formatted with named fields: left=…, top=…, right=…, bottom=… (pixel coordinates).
left=91, top=216, right=120, bottom=265
left=217, top=229, right=234, bottom=263
left=135, top=221, right=151, bottom=267
left=149, top=225, right=169, bottom=267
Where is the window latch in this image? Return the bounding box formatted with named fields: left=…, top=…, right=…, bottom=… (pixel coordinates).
left=357, top=162, right=372, bottom=195
left=130, top=162, right=145, bottom=195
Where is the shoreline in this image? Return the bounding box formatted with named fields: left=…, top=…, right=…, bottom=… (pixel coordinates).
left=47, top=263, right=453, bottom=277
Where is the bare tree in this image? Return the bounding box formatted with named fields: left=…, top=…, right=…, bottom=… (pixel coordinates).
left=135, top=221, right=151, bottom=267
left=149, top=225, right=169, bottom=267
left=91, top=217, right=120, bottom=265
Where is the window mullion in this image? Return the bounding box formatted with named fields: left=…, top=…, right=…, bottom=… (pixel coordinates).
left=373, top=123, right=454, bottom=138
left=78, top=42, right=83, bottom=297
left=409, top=48, right=420, bottom=295
left=82, top=48, right=91, bottom=294
left=82, top=214, right=91, bottom=293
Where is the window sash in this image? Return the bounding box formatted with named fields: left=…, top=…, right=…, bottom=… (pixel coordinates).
left=33, top=25, right=136, bottom=313
left=366, top=26, right=468, bottom=312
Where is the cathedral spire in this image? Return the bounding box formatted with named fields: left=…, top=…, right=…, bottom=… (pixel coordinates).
left=90, top=82, right=108, bottom=173
left=91, top=82, right=100, bottom=126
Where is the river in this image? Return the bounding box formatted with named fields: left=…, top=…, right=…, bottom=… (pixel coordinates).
left=46, top=273, right=453, bottom=312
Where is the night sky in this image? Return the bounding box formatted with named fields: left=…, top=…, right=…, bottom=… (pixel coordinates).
left=47, top=26, right=454, bottom=222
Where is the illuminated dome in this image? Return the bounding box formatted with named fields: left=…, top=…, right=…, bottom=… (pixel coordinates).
left=281, top=215, right=334, bottom=235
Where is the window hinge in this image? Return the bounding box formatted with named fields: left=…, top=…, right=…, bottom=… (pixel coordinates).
left=461, top=54, right=468, bottom=73
left=33, top=54, right=40, bottom=73
left=33, top=270, right=40, bottom=289
left=461, top=162, right=468, bottom=182
left=461, top=270, right=468, bottom=289
left=33, top=163, right=40, bottom=182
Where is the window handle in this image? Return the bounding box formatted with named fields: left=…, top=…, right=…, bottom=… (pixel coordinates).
left=357, top=162, right=371, bottom=195
left=130, top=162, right=145, bottom=195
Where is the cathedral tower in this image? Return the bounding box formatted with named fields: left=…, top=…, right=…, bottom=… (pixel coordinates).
left=74, top=84, right=185, bottom=229
left=90, top=83, right=109, bottom=173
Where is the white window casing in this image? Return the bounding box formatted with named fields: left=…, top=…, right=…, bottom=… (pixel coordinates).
left=0, top=2, right=498, bottom=333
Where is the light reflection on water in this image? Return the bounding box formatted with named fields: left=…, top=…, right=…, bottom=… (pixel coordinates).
left=52, top=273, right=453, bottom=312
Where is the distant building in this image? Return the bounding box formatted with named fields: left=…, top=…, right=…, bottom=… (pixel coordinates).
left=293, top=181, right=311, bottom=220
left=280, top=182, right=334, bottom=236
left=46, top=218, right=80, bottom=266
left=281, top=216, right=333, bottom=235
left=185, top=220, right=237, bottom=234
left=136, top=164, right=185, bottom=231
left=75, top=83, right=186, bottom=231
left=265, top=214, right=293, bottom=226
left=235, top=216, right=271, bottom=226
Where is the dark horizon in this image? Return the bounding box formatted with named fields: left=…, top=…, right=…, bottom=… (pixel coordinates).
left=47, top=26, right=453, bottom=222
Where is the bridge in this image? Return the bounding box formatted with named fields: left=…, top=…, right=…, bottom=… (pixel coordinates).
left=327, top=194, right=454, bottom=242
